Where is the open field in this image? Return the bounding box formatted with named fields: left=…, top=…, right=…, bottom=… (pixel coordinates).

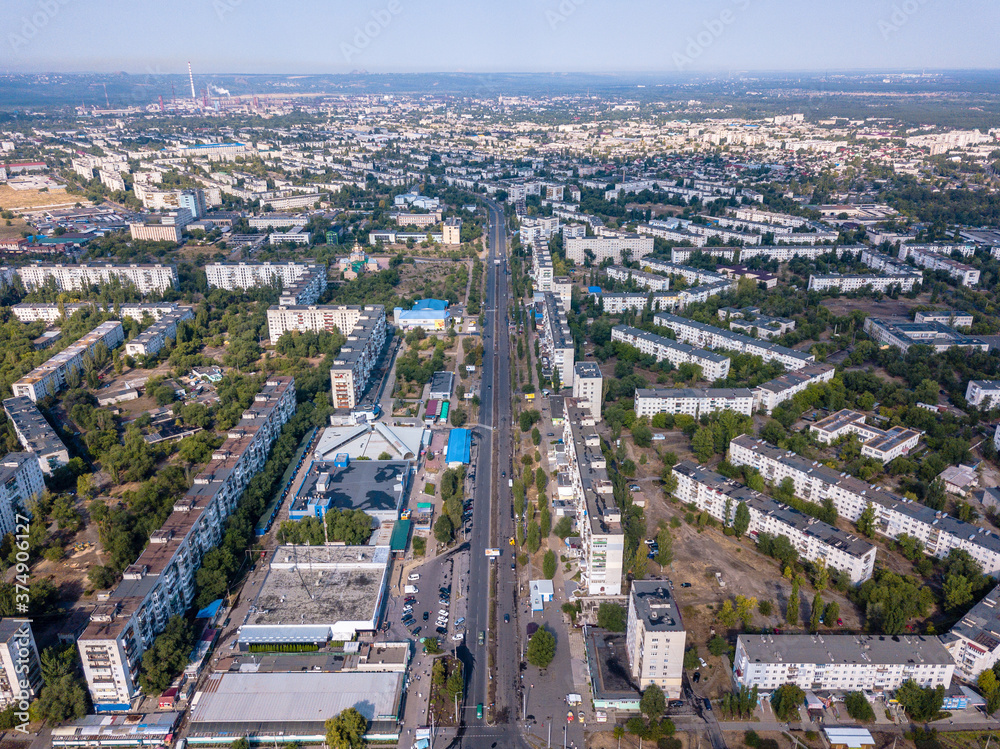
left=0, top=183, right=74, bottom=211
left=820, top=293, right=934, bottom=318
left=0, top=215, right=29, bottom=240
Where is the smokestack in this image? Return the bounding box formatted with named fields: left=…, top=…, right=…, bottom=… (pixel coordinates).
left=187, top=61, right=196, bottom=99
left=158, top=95, right=164, bottom=112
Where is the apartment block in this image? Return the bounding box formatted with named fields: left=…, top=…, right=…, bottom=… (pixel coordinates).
left=862, top=317, right=989, bottom=354
left=606, top=266, right=671, bottom=292
left=652, top=312, right=815, bottom=371
left=16, top=264, right=178, bottom=295
left=563, top=404, right=624, bottom=595
left=0, top=453, right=45, bottom=537
left=564, top=234, right=653, bottom=265
left=247, top=214, right=309, bottom=229
left=730, top=208, right=809, bottom=228
left=898, top=245, right=980, bottom=287
left=0, top=621, right=42, bottom=708
left=390, top=211, right=442, bottom=228
left=670, top=247, right=736, bottom=264
left=639, top=259, right=732, bottom=287
left=532, top=245, right=554, bottom=291
left=965, top=381, right=1000, bottom=410
left=268, top=227, right=310, bottom=245
left=611, top=326, right=731, bottom=381
left=541, top=293, right=575, bottom=388
left=572, top=362, right=603, bottom=421
left=673, top=462, right=876, bottom=583
left=625, top=582, right=686, bottom=695
left=12, top=321, right=125, bottom=402
left=205, top=262, right=327, bottom=306
left=733, top=634, right=954, bottom=693
left=307, top=307, right=389, bottom=409
left=520, top=216, right=561, bottom=248
left=2, top=396, right=70, bottom=474
left=809, top=410, right=921, bottom=464
left=78, top=378, right=296, bottom=709
left=808, top=273, right=919, bottom=293
left=12, top=302, right=182, bottom=324
left=124, top=308, right=195, bottom=358
left=442, top=217, right=462, bottom=245
left=753, top=364, right=836, bottom=414
left=596, top=293, right=660, bottom=314
left=729, top=436, right=1000, bottom=574
left=940, top=583, right=1000, bottom=680
left=635, top=388, right=754, bottom=418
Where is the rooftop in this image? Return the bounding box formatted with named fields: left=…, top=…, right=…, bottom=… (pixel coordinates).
left=738, top=633, right=953, bottom=666
left=290, top=460, right=409, bottom=516
left=631, top=580, right=684, bottom=632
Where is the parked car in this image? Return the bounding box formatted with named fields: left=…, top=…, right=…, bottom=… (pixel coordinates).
left=411, top=627, right=422, bottom=636
left=699, top=657, right=708, bottom=668
left=408, top=573, right=420, bottom=581
left=692, top=672, right=701, bottom=683
left=669, top=700, right=684, bottom=708
left=680, top=582, right=692, bottom=588
left=478, top=631, right=485, bottom=645
left=455, top=617, right=466, bottom=626
left=423, top=612, right=429, bottom=621
left=504, top=613, right=510, bottom=623
left=436, top=626, right=448, bottom=635
left=451, top=632, right=464, bottom=641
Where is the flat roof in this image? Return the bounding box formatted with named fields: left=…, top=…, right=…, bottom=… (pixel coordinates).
left=630, top=580, right=684, bottom=632
left=738, top=633, right=952, bottom=667
left=244, top=545, right=390, bottom=630
left=190, top=671, right=403, bottom=724
left=290, top=459, right=409, bottom=516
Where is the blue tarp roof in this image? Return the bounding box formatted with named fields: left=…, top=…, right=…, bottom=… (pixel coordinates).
left=412, top=299, right=449, bottom=311
left=445, top=428, right=472, bottom=464
left=588, top=286, right=602, bottom=293
left=196, top=599, right=223, bottom=620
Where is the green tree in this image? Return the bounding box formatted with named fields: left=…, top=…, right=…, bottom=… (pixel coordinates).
left=717, top=600, right=738, bottom=628
left=434, top=515, right=454, bottom=545
left=526, top=626, right=556, bottom=668
left=770, top=683, right=805, bottom=722
left=692, top=427, right=715, bottom=463
left=35, top=674, right=89, bottom=723
left=543, top=550, right=557, bottom=579
left=655, top=527, right=674, bottom=566
left=531, top=427, right=541, bottom=446
left=843, top=692, right=875, bottom=722
left=786, top=580, right=799, bottom=626
left=683, top=646, right=699, bottom=670
left=895, top=680, right=945, bottom=721
left=733, top=502, right=750, bottom=537
left=138, top=615, right=194, bottom=695
left=633, top=421, right=653, bottom=448
left=824, top=600, right=840, bottom=626
left=943, top=573, right=975, bottom=611
left=325, top=707, right=368, bottom=749
left=640, top=683, right=666, bottom=720
left=856, top=503, right=877, bottom=538
left=810, top=593, right=824, bottom=632
left=553, top=516, right=573, bottom=539
left=526, top=521, right=541, bottom=553
left=597, top=602, right=627, bottom=632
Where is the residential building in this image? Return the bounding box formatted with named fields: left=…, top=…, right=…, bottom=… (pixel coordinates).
left=596, top=293, right=661, bottom=314
left=898, top=245, right=980, bottom=287
left=552, top=277, right=573, bottom=307
left=16, top=264, right=178, bottom=295
left=11, top=302, right=182, bottom=324
left=639, top=259, right=732, bottom=287
left=541, top=293, right=575, bottom=387
left=389, top=211, right=442, bottom=228
left=718, top=308, right=795, bottom=340
left=563, top=403, right=624, bottom=595
left=606, top=266, right=671, bottom=292
left=268, top=227, right=311, bottom=245
left=564, top=234, right=653, bottom=265
left=728, top=436, right=1000, bottom=574
left=635, top=388, right=754, bottom=418
left=0, top=620, right=42, bottom=707
left=914, top=310, right=974, bottom=328
left=863, top=318, right=988, bottom=354
left=940, top=583, right=1000, bottom=680
left=753, top=364, right=836, bottom=414
left=733, top=634, right=954, bottom=693
left=205, top=262, right=327, bottom=305
left=673, top=462, right=876, bottom=583
left=12, top=321, right=125, bottom=402
left=124, top=308, right=195, bottom=357
left=78, top=378, right=297, bottom=709
left=625, top=582, right=686, bottom=695
left=809, top=410, right=921, bottom=464
left=572, top=362, right=603, bottom=421
left=965, top=381, right=1000, bottom=410
left=442, top=217, right=462, bottom=244
left=327, top=309, right=388, bottom=409
left=670, top=247, right=736, bottom=264
left=611, top=326, right=731, bottom=381
left=808, top=273, right=919, bottom=293
left=2, top=397, right=70, bottom=474
left=652, top=312, right=815, bottom=371
left=533, top=245, right=554, bottom=291
left=520, top=216, right=561, bottom=248
left=0, top=453, right=45, bottom=537
left=247, top=214, right=309, bottom=229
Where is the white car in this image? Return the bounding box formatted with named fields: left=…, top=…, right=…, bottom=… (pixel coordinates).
left=438, top=609, right=449, bottom=618
left=408, top=573, right=420, bottom=581
left=451, top=632, right=464, bottom=641
left=699, top=657, right=708, bottom=668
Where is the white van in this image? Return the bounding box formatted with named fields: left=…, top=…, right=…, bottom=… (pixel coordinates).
left=404, top=585, right=418, bottom=594
left=408, top=573, right=420, bottom=581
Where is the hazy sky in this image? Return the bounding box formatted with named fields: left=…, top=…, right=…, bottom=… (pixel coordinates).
left=2, top=0, right=997, bottom=74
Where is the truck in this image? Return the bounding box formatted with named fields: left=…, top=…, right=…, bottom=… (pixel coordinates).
left=404, top=585, right=419, bottom=594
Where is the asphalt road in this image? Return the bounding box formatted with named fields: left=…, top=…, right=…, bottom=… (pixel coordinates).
left=448, top=200, right=531, bottom=749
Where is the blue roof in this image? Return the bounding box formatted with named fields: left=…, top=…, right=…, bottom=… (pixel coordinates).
left=412, top=299, right=449, bottom=311
left=588, top=286, right=603, bottom=293
left=445, top=428, right=472, bottom=464
left=399, top=309, right=448, bottom=320
left=196, top=599, right=223, bottom=619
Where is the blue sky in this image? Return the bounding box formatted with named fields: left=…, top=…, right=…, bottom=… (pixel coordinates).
left=2, top=0, right=996, bottom=74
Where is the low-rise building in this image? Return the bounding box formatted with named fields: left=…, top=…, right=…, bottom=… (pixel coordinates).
left=611, top=326, right=731, bottom=381
left=2, top=396, right=70, bottom=474
left=719, top=307, right=796, bottom=340
left=625, top=581, right=686, bottom=695
left=965, top=381, right=1000, bottom=410
left=863, top=317, right=988, bottom=354
left=673, top=462, right=876, bottom=583
left=652, top=312, right=815, bottom=371
left=753, top=364, right=836, bottom=414
left=124, top=308, right=194, bottom=357
left=899, top=245, right=980, bottom=287
left=12, top=321, right=125, bottom=402
left=635, top=388, right=754, bottom=418
left=733, top=634, right=954, bottom=692
left=914, top=310, right=974, bottom=328
left=729, top=435, right=1000, bottom=575
left=809, top=409, right=921, bottom=464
